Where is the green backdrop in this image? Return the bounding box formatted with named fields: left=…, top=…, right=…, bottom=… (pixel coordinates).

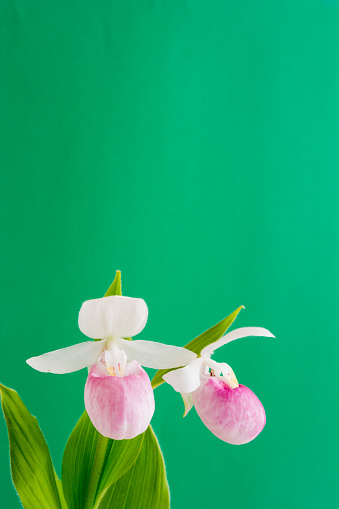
left=1, top=1, right=338, bottom=507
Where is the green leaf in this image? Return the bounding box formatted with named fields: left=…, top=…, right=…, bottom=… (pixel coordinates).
left=61, top=411, right=144, bottom=509
left=97, top=426, right=170, bottom=509
left=104, top=269, right=122, bottom=297
left=0, top=384, right=63, bottom=509
left=151, top=305, right=244, bottom=389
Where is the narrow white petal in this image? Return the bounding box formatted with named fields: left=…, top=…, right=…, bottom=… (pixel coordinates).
left=201, top=327, right=275, bottom=356
left=26, top=340, right=107, bottom=374
left=78, top=295, right=148, bottom=339
left=181, top=392, right=194, bottom=417
left=115, top=338, right=197, bottom=369
left=162, top=357, right=204, bottom=393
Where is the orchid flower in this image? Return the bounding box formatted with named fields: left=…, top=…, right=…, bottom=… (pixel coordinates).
left=163, top=326, right=275, bottom=445
left=27, top=295, right=197, bottom=440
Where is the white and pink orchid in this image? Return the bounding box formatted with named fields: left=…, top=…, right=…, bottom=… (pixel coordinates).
left=163, top=326, right=275, bottom=445
left=26, top=295, right=197, bottom=440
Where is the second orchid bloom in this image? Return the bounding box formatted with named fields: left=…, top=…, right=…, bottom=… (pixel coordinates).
left=163, top=326, right=275, bottom=445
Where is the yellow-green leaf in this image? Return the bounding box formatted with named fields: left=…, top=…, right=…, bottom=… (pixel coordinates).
left=104, top=269, right=122, bottom=297
left=61, top=411, right=144, bottom=509
left=97, top=426, right=169, bottom=509
left=0, top=384, right=63, bottom=509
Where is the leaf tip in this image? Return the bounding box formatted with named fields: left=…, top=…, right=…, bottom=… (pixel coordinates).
left=104, top=270, right=122, bottom=297
left=0, top=383, right=9, bottom=395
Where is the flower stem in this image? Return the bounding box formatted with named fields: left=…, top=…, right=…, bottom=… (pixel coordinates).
left=85, top=433, right=110, bottom=509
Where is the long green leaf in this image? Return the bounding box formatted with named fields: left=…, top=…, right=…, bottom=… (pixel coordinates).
left=151, top=305, right=244, bottom=389
left=97, top=426, right=170, bottom=509
left=61, top=411, right=144, bottom=509
left=0, top=384, right=63, bottom=509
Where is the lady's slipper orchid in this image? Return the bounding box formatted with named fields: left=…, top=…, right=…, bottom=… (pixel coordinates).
left=163, top=326, right=274, bottom=445
left=27, top=295, right=197, bottom=440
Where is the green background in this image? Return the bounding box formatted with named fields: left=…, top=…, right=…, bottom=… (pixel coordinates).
left=1, top=1, right=338, bottom=507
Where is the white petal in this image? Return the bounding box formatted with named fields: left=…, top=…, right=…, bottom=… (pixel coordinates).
left=26, top=340, right=107, bottom=374
left=115, top=338, right=197, bottom=369
left=78, top=296, right=148, bottom=339
left=181, top=392, right=194, bottom=417
left=201, top=327, right=275, bottom=356
left=104, top=343, right=127, bottom=377
left=162, top=357, right=204, bottom=393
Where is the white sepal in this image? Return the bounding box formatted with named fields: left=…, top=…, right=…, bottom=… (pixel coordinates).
left=181, top=392, right=194, bottom=417
left=115, top=338, right=197, bottom=369
left=26, top=339, right=107, bottom=374
left=162, top=357, right=204, bottom=393
left=201, top=327, right=275, bottom=356
left=78, top=295, right=148, bottom=339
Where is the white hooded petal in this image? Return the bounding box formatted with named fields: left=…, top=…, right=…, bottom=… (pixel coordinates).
left=26, top=340, right=107, bottom=374
left=204, top=358, right=239, bottom=389
left=114, top=338, right=197, bottom=369
left=201, top=327, right=275, bottom=356
left=162, top=357, right=204, bottom=393
left=78, top=296, right=148, bottom=339
left=181, top=392, right=194, bottom=417
left=104, top=344, right=127, bottom=377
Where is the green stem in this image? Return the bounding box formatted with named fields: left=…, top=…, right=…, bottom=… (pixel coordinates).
left=85, top=434, right=109, bottom=509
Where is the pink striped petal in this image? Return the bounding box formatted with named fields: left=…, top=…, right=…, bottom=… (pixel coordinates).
left=84, top=361, right=155, bottom=440
left=192, top=378, right=266, bottom=445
